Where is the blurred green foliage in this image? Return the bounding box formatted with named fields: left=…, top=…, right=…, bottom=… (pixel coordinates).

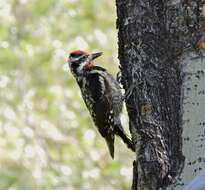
left=0, top=0, right=134, bottom=189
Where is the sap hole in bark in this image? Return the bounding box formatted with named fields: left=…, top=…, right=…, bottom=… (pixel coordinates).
left=141, top=104, right=152, bottom=116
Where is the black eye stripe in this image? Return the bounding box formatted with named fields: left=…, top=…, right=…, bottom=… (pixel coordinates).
left=79, top=56, right=87, bottom=62
left=70, top=57, right=86, bottom=66
left=70, top=55, right=88, bottom=63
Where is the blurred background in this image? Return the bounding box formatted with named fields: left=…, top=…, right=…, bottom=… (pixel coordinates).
left=0, top=0, right=134, bottom=189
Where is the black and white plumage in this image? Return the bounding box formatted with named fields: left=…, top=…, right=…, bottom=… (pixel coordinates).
left=68, top=50, right=134, bottom=158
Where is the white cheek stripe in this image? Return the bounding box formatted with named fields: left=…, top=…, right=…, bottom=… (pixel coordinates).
left=76, top=61, right=87, bottom=73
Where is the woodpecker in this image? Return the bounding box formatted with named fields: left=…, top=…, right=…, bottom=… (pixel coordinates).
left=68, top=50, right=134, bottom=158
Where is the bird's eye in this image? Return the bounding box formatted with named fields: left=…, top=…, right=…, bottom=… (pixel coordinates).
left=79, top=55, right=87, bottom=62
left=69, top=54, right=88, bottom=67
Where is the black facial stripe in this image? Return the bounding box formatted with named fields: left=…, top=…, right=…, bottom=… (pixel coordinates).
left=70, top=53, right=82, bottom=58
left=70, top=54, right=88, bottom=60
left=70, top=60, right=81, bottom=72
left=71, top=62, right=80, bottom=68
left=70, top=55, right=88, bottom=64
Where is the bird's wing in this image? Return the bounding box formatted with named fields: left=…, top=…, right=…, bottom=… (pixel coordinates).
left=87, top=70, right=106, bottom=102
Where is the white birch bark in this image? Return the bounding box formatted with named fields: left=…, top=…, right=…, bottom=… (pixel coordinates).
left=168, top=52, right=205, bottom=190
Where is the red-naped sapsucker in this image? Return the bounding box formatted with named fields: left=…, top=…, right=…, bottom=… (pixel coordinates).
left=68, top=50, right=134, bottom=158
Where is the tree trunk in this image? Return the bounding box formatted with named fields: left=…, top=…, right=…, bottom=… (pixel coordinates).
left=115, top=0, right=205, bottom=189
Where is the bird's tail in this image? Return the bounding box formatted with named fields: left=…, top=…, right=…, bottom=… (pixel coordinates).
left=115, top=124, right=135, bottom=152
left=105, top=134, right=115, bottom=159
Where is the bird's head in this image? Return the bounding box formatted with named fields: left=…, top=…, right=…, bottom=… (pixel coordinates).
left=68, top=50, right=102, bottom=76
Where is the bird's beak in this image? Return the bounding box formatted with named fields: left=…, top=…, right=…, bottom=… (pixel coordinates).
left=89, top=52, right=103, bottom=61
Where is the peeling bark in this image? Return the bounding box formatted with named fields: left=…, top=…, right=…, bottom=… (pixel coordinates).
left=115, top=0, right=204, bottom=189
